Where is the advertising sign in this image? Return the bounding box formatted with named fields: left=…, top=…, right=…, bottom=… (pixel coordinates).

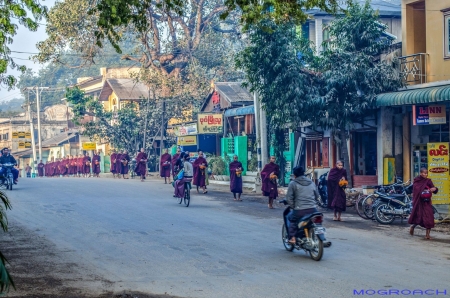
left=18, top=141, right=25, bottom=149
left=413, top=105, right=447, bottom=125
left=177, top=136, right=197, bottom=146
left=427, top=142, right=450, bottom=204
left=12, top=132, right=18, bottom=139
left=173, top=123, right=198, bottom=136
left=197, top=113, right=223, bottom=134
left=25, top=131, right=31, bottom=138
left=18, top=131, right=26, bottom=138
left=25, top=141, right=31, bottom=148
left=82, top=142, right=97, bottom=150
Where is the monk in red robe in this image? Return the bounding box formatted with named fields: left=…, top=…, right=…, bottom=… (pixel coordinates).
left=37, top=160, right=44, bottom=177
left=171, top=147, right=181, bottom=178
left=77, top=154, right=83, bottom=177
left=115, top=151, right=123, bottom=179
left=261, top=156, right=280, bottom=209
left=83, top=153, right=91, bottom=177
left=193, top=150, right=208, bottom=194
left=60, top=156, right=68, bottom=177
left=409, top=168, right=438, bottom=240
left=92, top=151, right=101, bottom=177
left=160, top=148, right=172, bottom=184
left=110, top=150, right=117, bottom=178
left=120, top=150, right=130, bottom=179
left=328, top=160, right=348, bottom=221
left=229, top=155, right=243, bottom=201
left=70, top=155, right=76, bottom=176
left=135, top=148, right=148, bottom=182
left=55, top=158, right=61, bottom=177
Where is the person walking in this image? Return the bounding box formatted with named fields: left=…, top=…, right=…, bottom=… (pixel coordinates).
left=229, top=155, right=243, bottom=201
left=120, top=150, right=130, bottom=179
left=110, top=150, right=117, bottom=178
left=172, top=147, right=181, bottom=179
left=92, top=151, right=101, bottom=177
left=174, top=154, right=193, bottom=199
left=193, top=150, right=208, bottom=194
left=261, top=156, right=280, bottom=209
left=409, top=167, right=438, bottom=240
left=160, top=148, right=172, bottom=184
left=327, top=160, right=347, bottom=221
left=25, top=164, right=32, bottom=178
left=135, top=148, right=148, bottom=182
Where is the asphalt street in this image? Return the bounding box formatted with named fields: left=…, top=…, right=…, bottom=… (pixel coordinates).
left=4, top=177, right=450, bottom=297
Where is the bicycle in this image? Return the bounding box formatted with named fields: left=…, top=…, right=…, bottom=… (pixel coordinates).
left=177, top=179, right=192, bottom=207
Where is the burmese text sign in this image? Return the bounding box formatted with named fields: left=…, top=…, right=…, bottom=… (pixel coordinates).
left=173, top=123, right=198, bottom=136
left=198, top=114, right=223, bottom=134
left=177, top=136, right=197, bottom=146
left=427, top=143, right=450, bottom=204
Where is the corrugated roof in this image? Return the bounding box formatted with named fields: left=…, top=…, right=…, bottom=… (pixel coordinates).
left=377, top=84, right=450, bottom=106
left=214, top=82, right=253, bottom=104
left=98, top=79, right=149, bottom=101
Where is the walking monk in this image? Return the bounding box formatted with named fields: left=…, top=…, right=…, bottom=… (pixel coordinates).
left=110, top=150, right=117, bottom=178
left=83, top=153, right=91, bottom=177
left=135, top=148, right=148, bottom=182
left=115, top=150, right=123, bottom=179
left=160, top=148, right=172, bottom=184
left=92, top=151, right=101, bottom=177
left=120, top=150, right=130, bottom=179
left=171, top=147, right=181, bottom=178
left=261, top=156, right=280, bottom=209
left=193, top=150, right=208, bottom=194
left=229, top=155, right=243, bottom=201
left=77, top=154, right=83, bottom=177
left=37, top=160, right=44, bottom=177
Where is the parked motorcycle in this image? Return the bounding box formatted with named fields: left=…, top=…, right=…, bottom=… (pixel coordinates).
left=317, top=172, right=328, bottom=208
left=373, top=184, right=414, bottom=224
left=279, top=199, right=329, bottom=261
left=0, top=163, right=15, bottom=190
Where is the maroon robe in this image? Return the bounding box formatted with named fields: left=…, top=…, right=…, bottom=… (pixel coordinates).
left=327, top=167, right=348, bottom=211
left=229, top=161, right=243, bottom=194
left=193, top=157, right=208, bottom=187
left=160, top=153, right=172, bottom=177
left=135, top=152, right=148, bottom=176
left=70, top=159, right=77, bottom=175
left=110, top=153, right=117, bottom=173
left=261, top=162, right=280, bottom=198
left=60, top=159, right=68, bottom=175
left=83, top=156, right=91, bottom=174
left=37, top=162, right=44, bottom=177
left=115, top=154, right=123, bottom=175
left=77, top=157, right=83, bottom=174
left=408, top=176, right=438, bottom=229
left=171, top=153, right=180, bottom=176
left=92, top=154, right=101, bottom=174
left=120, top=154, right=130, bottom=174
left=55, top=161, right=61, bottom=176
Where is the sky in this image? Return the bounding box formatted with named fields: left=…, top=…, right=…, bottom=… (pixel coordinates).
left=0, top=0, right=56, bottom=103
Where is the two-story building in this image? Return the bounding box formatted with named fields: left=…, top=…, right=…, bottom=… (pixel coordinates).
left=377, top=0, right=450, bottom=214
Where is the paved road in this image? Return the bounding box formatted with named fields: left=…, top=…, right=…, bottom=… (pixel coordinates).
left=4, top=178, right=450, bottom=297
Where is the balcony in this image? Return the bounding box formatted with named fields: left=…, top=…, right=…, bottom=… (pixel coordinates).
left=399, top=53, right=427, bottom=85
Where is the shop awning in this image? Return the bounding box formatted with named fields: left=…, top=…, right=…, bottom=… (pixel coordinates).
left=224, top=105, right=255, bottom=117
left=377, top=84, right=450, bottom=107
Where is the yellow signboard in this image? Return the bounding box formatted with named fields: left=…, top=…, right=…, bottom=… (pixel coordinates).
left=383, top=158, right=396, bottom=185
left=18, top=131, right=26, bottom=138
left=82, top=142, right=97, bottom=150
left=25, top=141, right=31, bottom=148
left=197, top=113, right=223, bottom=134
left=177, top=136, right=197, bottom=146
left=427, top=143, right=450, bottom=204
left=25, top=131, right=31, bottom=138
left=12, top=132, right=18, bottom=139
left=18, top=142, right=25, bottom=149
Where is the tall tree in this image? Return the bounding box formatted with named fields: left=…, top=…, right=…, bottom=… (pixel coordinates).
left=0, top=0, right=47, bottom=89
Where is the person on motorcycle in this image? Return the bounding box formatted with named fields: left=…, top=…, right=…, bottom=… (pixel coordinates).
left=286, top=166, right=319, bottom=244
left=0, top=148, right=19, bottom=184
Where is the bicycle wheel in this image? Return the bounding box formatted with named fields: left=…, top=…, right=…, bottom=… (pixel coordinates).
left=355, top=194, right=368, bottom=219
left=184, top=186, right=190, bottom=207
left=363, top=195, right=377, bottom=219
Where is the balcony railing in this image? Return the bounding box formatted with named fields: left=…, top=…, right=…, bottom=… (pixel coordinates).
left=399, top=53, right=427, bottom=85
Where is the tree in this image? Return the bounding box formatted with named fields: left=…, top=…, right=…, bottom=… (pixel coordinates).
left=236, top=20, right=320, bottom=185
left=0, top=0, right=47, bottom=90
left=0, top=192, right=14, bottom=294
left=308, top=1, right=404, bottom=185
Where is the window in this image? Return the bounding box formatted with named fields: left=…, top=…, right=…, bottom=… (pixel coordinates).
left=429, top=116, right=449, bottom=142
left=445, top=12, right=450, bottom=58
left=306, top=139, right=323, bottom=168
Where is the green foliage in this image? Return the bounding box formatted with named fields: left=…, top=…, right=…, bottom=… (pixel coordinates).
left=0, top=0, right=47, bottom=89
left=0, top=98, right=24, bottom=117
left=248, top=153, right=258, bottom=172
left=0, top=191, right=15, bottom=293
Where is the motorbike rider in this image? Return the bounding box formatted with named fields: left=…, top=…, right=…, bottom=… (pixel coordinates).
left=0, top=148, right=19, bottom=184
left=286, top=166, right=319, bottom=244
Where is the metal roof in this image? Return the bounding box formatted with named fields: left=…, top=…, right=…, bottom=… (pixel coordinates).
left=224, top=105, right=255, bottom=117
left=214, top=82, right=253, bottom=104
left=377, top=84, right=450, bottom=106
left=306, top=0, right=401, bottom=17
left=98, top=79, right=149, bottom=101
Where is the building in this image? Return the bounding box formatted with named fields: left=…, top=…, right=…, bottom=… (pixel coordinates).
left=377, top=0, right=450, bottom=214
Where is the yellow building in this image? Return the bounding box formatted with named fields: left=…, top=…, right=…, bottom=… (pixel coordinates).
left=377, top=0, right=450, bottom=215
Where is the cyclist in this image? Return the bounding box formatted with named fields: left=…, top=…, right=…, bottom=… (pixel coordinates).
left=173, top=154, right=193, bottom=198
left=0, top=148, right=19, bottom=184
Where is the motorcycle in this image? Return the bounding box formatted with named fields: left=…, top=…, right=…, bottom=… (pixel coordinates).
left=373, top=184, right=414, bottom=224
left=279, top=199, right=329, bottom=261
left=317, top=171, right=329, bottom=208
left=0, top=163, right=15, bottom=190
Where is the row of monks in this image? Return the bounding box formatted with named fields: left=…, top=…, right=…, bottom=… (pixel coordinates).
left=36, top=152, right=101, bottom=177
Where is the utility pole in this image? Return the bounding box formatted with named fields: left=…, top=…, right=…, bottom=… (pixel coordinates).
left=143, top=87, right=150, bottom=150
left=36, top=87, right=43, bottom=162
left=260, top=108, right=268, bottom=165
left=27, top=100, right=37, bottom=171
left=253, top=92, right=262, bottom=172
left=159, top=100, right=165, bottom=166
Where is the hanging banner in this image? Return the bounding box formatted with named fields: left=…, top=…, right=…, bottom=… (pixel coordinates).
left=427, top=142, right=450, bottom=204
left=177, top=136, right=197, bottom=146
left=197, top=113, right=223, bottom=134
left=82, top=142, right=97, bottom=150
left=173, top=123, right=198, bottom=136
left=413, top=105, right=447, bottom=125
